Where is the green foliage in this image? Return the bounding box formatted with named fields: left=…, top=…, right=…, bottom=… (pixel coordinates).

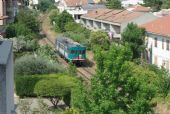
left=64, top=22, right=82, bottom=32
left=71, top=81, right=89, bottom=113
left=36, top=45, right=58, bottom=62
left=143, top=0, right=163, bottom=11
left=16, top=9, right=40, bottom=34
left=73, top=44, right=158, bottom=113
left=106, top=0, right=122, bottom=9
left=34, top=75, right=77, bottom=107
left=37, top=0, right=55, bottom=12
left=63, top=22, right=91, bottom=48
left=13, top=36, right=39, bottom=52
left=15, top=74, right=76, bottom=97
left=49, top=9, right=59, bottom=23
left=162, top=0, right=170, bottom=9
left=60, top=108, right=79, bottom=114
left=6, top=9, right=40, bottom=40
left=90, top=31, right=110, bottom=51
left=6, top=24, right=16, bottom=38
left=67, top=62, right=77, bottom=76
left=122, top=23, right=145, bottom=59
left=15, top=55, right=60, bottom=75
left=52, top=11, right=74, bottom=32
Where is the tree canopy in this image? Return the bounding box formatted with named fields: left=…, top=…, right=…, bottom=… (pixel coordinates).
left=90, top=31, right=110, bottom=51
left=122, top=23, right=145, bottom=59
left=106, top=0, right=122, bottom=9
left=72, top=43, right=159, bottom=113
left=143, top=0, right=163, bottom=11
left=34, top=76, right=77, bottom=107
left=162, top=0, right=170, bottom=9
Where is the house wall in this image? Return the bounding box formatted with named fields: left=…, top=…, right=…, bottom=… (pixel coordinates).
left=147, top=32, right=170, bottom=71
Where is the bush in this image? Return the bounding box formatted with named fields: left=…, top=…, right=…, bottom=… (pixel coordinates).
left=15, top=74, right=73, bottom=97
left=34, top=76, right=76, bottom=107
left=89, top=31, right=110, bottom=50
left=36, top=45, right=58, bottom=62
left=52, top=11, right=74, bottom=32
left=15, top=55, right=60, bottom=75
left=12, top=36, right=39, bottom=52
left=38, top=0, right=55, bottom=12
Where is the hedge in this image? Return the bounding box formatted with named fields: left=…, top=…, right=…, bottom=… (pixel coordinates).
left=15, top=74, right=77, bottom=97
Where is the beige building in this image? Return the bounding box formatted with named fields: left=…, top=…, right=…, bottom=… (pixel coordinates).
left=81, top=7, right=157, bottom=39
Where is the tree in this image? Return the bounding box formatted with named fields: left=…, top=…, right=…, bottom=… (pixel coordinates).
left=16, top=9, right=40, bottom=34
left=106, top=0, right=122, bottom=9
left=53, top=11, right=74, bottom=32
left=162, top=0, right=170, bottom=9
left=90, top=31, right=110, bottom=51
left=37, top=0, right=55, bottom=12
left=34, top=76, right=76, bottom=108
left=143, top=0, right=163, bottom=11
left=122, top=23, right=145, bottom=59
left=73, top=44, right=156, bottom=113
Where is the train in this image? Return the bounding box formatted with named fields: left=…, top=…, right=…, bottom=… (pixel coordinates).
left=55, top=36, right=86, bottom=63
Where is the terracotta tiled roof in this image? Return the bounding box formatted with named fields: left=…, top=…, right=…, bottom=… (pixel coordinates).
left=128, top=5, right=151, bottom=12
left=142, top=14, right=170, bottom=36
left=81, top=8, right=145, bottom=24
left=65, top=0, right=88, bottom=7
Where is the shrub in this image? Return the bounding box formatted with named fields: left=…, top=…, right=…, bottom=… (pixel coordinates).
left=52, top=11, right=74, bottom=32
left=34, top=79, right=69, bottom=107
left=36, top=45, right=57, bottom=62
left=37, top=0, right=55, bottom=12
left=15, top=74, right=76, bottom=97
left=89, top=31, right=110, bottom=50
left=15, top=55, right=59, bottom=75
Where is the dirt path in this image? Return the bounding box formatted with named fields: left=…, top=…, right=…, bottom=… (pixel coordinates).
left=39, top=11, right=57, bottom=46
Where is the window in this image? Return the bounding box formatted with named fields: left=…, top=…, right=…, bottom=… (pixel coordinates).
left=154, top=38, right=157, bottom=47
left=154, top=56, right=158, bottom=65
left=162, top=39, right=164, bottom=49
left=166, top=40, right=169, bottom=50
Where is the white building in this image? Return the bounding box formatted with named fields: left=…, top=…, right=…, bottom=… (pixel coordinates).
left=28, top=0, right=38, bottom=9
left=0, top=40, right=15, bottom=114
left=121, top=0, right=144, bottom=8
left=142, top=14, right=170, bottom=71
left=56, top=0, right=105, bottom=23
left=81, top=8, right=157, bottom=39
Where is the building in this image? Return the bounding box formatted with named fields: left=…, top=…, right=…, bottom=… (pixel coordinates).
left=121, top=0, right=144, bottom=8
left=56, top=0, right=105, bottom=23
left=0, top=0, right=17, bottom=36
left=142, top=14, right=170, bottom=71
left=28, top=0, right=39, bottom=9
left=0, top=40, right=15, bottom=114
left=80, top=8, right=157, bottom=39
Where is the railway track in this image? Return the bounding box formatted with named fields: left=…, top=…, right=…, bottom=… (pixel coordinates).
left=40, top=12, right=95, bottom=81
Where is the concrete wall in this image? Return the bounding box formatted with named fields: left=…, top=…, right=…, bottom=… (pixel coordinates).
left=80, top=17, right=121, bottom=38
left=0, top=45, right=14, bottom=114
left=121, top=13, right=158, bottom=32
left=147, top=33, right=170, bottom=71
